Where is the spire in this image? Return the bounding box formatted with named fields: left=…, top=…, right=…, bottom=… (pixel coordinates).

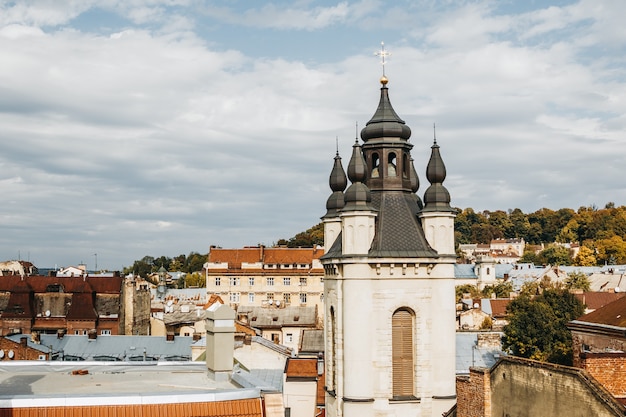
left=360, top=78, right=411, bottom=142
left=423, top=130, right=453, bottom=212
left=343, top=139, right=372, bottom=211
left=323, top=139, right=347, bottom=218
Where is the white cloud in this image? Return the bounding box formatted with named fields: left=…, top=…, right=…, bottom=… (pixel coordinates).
left=0, top=0, right=625, bottom=268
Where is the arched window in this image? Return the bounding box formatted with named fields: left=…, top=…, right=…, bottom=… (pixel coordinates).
left=387, top=152, right=397, bottom=177
left=392, top=308, right=414, bottom=398
left=330, top=306, right=337, bottom=391
left=371, top=153, right=380, bottom=178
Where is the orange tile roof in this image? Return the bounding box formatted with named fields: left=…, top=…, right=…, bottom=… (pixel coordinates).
left=489, top=299, right=512, bottom=318
left=285, top=357, right=318, bottom=378
left=1, top=398, right=263, bottom=417
left=235, top=321, right=257, bottom=336
left=208, top=247, right=323, bottom=267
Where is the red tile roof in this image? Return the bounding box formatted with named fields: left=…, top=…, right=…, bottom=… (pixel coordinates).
left=208, top=247, right=323, bottom=268
left=489, top=299, right=511, bottom=318
left=285, top=357, right=318, bottom=379
left=575, top=292, right=626, bottom=311
left=576, top=296, right=626, bottom=327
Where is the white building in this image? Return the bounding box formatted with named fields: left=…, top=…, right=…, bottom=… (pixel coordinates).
left=321, top=75, right=457, bottom=417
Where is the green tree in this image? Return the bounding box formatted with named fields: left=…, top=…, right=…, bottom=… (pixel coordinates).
left=538, top=245, right=572, bottom=266
left=278, top=222, right=325, bottom=248
left=184, top=252, right=207, bottom=273
left=564, top=271, right=591, bottom=292
left=503, top=288, right=585, bottom=365
left=595, top=235, right=626, bottom=265
left=519, top=249, right=540, bottom=264
left=455, top=284, right=481, bottom=302
left=183, top=272, right=206, bottom=288
left=573, top=245, right=596, bottom=266
left=508, top=208, right=530, bottom=238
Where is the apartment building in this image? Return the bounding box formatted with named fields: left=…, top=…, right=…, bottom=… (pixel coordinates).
left=205, top=246, right=324, bottom=314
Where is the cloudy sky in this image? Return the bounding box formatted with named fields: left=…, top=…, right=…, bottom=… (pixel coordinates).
left=1, top=0, right=625, bottom=270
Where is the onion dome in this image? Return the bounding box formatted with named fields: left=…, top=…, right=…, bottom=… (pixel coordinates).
left=323, top=151, right=347, bottom=218
left=410, top=157, right=423, bottom=210
left=343, top=139, right=373, bottom=210
left=360, top=77, right=411, bottom=142
left=423, top=139, right=453, bottom=212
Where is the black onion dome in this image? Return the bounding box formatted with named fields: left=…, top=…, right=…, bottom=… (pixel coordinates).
left=360, top=80, right=411, bottom=142
left=410, top=157, right=420, bottom=193
left=323, top=151, right=347, bottom=219
left=410, top=157, right=423, bottom=211
left=344, top=140, right=373, bottom=210
left=329, top=151, right=347, bottom=192
left=347, top=139, right=367, bottom=183
left=423, top=141, right=453, bottom=212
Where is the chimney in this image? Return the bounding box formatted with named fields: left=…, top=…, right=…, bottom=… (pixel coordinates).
left=205, top=303, right=236, bottom=382
left=88, top=330, right=97, bottom=340
left=166, top=332, right=175, bottom=342
left=20, top=337, right=28, bottom=347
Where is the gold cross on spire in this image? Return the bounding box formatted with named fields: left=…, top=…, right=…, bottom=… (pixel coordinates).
left=375, top=41, right=391, bottom=76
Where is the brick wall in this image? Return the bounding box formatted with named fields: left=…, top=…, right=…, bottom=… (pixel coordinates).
left=0, top=336, right=47, bottom=360
left=579, top=352, right=626, bottom=397
left=456, top=367, right=491, bottom=417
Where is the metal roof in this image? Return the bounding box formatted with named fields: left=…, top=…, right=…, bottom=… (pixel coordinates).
left=8, top=334, right=193, bottom=361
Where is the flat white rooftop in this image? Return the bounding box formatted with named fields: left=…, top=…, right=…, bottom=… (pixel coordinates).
left=0, top=361, right=258, bottom=407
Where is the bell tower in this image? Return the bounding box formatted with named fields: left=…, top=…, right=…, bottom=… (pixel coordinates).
left=322, top=70, right=457, bottom=417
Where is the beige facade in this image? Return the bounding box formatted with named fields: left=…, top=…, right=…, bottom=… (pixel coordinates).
left=205, top=246, right=325, bottom=315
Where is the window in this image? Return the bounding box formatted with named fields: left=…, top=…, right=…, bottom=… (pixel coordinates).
left=392, top=308, right=415, bottom=399
left=299, top=293, right=307, bottom=304
left=283, top=277, right=291, bottom=286
left=215, top=277, right=221, bottom=286
left=286, top=333, right=293, bottom=343
left=267, top=277, right=274, bottom=286
left=267, top=293, right=274, bottom=301
left=320, top=293, right=324, bottom=302
left=283, top=293, right=291, bottom=304
left=330, top=306, right=336, bottom=391
left=230, top=292, right=240, bottom=303
left=249, top=277, right=255, bottom=286
left=229, top=277, right=240, bottom=286
left=300, top=277, right=308, bottom=286
left=371, top=152, right=380, bottom=178
left=248, top=292, right=255, bottom=303
left=388, top=152, right=397, bottom=177
left=101, top=329, right=111, bottom=336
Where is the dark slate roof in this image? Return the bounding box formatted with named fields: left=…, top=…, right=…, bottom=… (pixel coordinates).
left=368, top=191, right=438, bottom=258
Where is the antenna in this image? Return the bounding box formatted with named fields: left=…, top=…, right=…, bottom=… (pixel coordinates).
left=433, top=123, right=437, bottom=144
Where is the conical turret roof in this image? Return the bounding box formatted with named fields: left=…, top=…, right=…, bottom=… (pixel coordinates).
left=360, top=78, right=411, bottom=142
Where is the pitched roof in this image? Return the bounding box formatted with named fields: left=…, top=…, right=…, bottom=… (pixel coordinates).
left=208, top=247, right=323, bottom=267
left=285, top=357, right=318, bottom=379
left=575, top=292, right=626, bottom=311
left=238, top=306, right=317, bottom=328
left=299, top=329, right=324, bottom=354
left=575, top=296, right=626, bottom=328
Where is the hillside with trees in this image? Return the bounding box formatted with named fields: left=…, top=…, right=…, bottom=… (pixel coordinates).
left=455, top=203, right=626, bottom=266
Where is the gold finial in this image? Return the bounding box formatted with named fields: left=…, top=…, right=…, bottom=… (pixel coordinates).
left=374, top=41, right=391, bottom=84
